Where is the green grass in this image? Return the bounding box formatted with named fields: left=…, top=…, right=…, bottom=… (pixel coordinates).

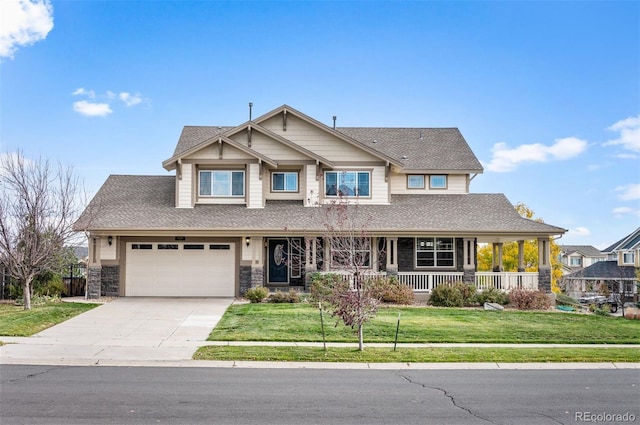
left=209, top=303, right=640, bottom=344
left=194, top=346, right=640, bottom=363
left=0, top=301, right=98, bottom=336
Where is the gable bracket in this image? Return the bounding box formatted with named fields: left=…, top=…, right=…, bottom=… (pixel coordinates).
left=177, top=159, right=182, bottom=180
left=283, top=109, right=287, bottom=131
left=258, top=159, right=263, bottom=180
left=218, top=137, right=223, bottom=159
left=385, top=162, right=390, bottom=182
left=248, top=125, right=252, bottom=148
left=316, top=161, right=322, bottom=181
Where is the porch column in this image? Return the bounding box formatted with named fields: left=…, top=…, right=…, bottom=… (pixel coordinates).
left=462, top=237, right=476, bottom=284
left=492, top=243, right=504, bottom=272
left=304, top=237, right=317, bottom=290
left=386, top=237, right=398, bottom=276
left=86, top=236, right=102, bottom=299
left=517, top=240, right=525, bottom=272
left=538, top=237, right=552, bottom=293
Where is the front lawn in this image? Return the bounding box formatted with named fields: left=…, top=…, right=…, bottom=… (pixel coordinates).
left=0, top=301, right=98, bottom=337
left=209, top=303, right=640, bottom=344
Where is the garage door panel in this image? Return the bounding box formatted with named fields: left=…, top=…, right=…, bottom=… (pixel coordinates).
left=126, top=242, right=235, bottom=296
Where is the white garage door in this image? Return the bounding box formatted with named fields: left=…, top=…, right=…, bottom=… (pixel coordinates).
left=125, top=242, right=235, bottom=296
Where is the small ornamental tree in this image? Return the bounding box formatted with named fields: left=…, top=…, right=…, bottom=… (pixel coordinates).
left=0, top=153, right=83, bottom=309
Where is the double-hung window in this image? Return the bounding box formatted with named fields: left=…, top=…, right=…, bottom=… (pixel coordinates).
left=272, top=171, right=298, bottom=192
left=569, top=257, right=582, bottom=267
left=325, top=171, right=370, bottom=197
left=416, top=237, right=455, bottom=267
left=622, top=252, right=635, bottom=265
left=330, top=237, right=371, bottom=269
left=199, top=170, right=244, bottom=197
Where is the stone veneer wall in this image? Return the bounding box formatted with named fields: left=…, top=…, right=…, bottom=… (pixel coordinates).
left=87, top=266, right=101, bottom=299
left=101, top=266, right=120, bottom=297
left=538, top=268, right=552, bottom=293
left=239, top=265, right=251, bottom=295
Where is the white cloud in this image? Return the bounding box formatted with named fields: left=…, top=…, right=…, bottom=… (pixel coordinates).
left=0, top=0, right=54, bottom=59
left=604, top=115, right=640, bottom=153
left=568, top=227, right=591, bottom=237
left=71, top=88, right=146, bottom=116
left=72, top=87, right=95, bottom=98
left=119, top=92, right=142, bottom=107
left=614, top=183, right=640, bottom=201
left=612, top=206, right=640, bottom=219
left=73, top=100, right=112, bottom=117
left=484, top=137, right=588, bottom=173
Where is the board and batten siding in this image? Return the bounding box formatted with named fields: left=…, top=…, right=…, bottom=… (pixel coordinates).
left=260, top=114, right=381, bottom=163
left=177, top=163, right=193, bottom=208
left=389, top=173, right=469, bottom=194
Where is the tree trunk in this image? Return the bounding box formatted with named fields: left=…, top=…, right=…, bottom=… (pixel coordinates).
left=22, top=281, right=32, bottom=310
left=358, top=324, right=364, bottom=351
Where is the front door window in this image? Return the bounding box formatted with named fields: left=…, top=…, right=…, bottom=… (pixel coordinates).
left=268, top=239, right=289, bottom=283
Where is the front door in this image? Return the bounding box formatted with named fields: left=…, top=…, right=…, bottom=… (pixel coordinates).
left=268, top=239, right=289, bottom=283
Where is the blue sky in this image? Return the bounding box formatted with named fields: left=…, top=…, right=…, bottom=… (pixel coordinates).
left=1, top=0, right=638, bottom=249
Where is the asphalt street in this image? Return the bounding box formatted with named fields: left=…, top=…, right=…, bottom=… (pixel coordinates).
left=1, top=365, right=638, bottom=425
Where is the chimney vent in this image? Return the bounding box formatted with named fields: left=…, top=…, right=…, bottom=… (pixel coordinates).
left=249, top=102, right=253, bottom=121
left=332, top=115, right=337, bottom=130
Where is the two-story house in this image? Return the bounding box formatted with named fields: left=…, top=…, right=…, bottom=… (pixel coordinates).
left=75, top=104, right=566, bottom=298
left=561, top=228, right=639, bottom=300
left=558, top=245, right=606, bottom=275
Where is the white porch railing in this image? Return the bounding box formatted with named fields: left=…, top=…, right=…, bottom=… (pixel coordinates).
left=397, top=272, right=464, bottom=292
left=397, top=271, right=538, bottom=293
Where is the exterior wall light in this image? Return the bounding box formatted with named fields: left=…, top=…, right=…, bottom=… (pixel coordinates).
left=245, top=237, right=250, bottom=247
left=108, top=236, right=113, bottom=246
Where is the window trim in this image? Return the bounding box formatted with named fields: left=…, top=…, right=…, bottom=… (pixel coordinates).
left=271, top=171, right=299, bottom=193
left=415, top=237, right=456, bottom=268
left=330, top=237, right=372, bottom=269
left=622, top=252, right=635, bottom=265
left=199, top=170, right=245, bottom=198
left=407, top=174, right=425, bottom=189
left=324, top=170, right=371, bottom=198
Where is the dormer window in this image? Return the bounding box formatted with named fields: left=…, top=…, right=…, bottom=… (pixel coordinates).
left=325, top=171, right=370, bottom=197
left=199, top=170, right=244, bottom=197
left=272, top=171, right=298, bottom=192
left=622, top=252, right=635, bottom=265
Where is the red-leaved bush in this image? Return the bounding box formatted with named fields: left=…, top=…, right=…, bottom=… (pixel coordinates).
left=508, top=289, right=552, bottom=310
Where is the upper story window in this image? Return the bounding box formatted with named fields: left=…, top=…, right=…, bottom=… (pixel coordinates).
left=569, top=257, right=582, bottom=267
left=622, top=252, right=635, bottom=265
left=199, top=170, right=244, bottom=197
left=325, top=171, right=370, bottom=197
left=272, top=171, right=298, bottom=192
left=407, top=175, right=425, bottom=189
left=429, top=175, right=447, bottom=189
left=416, top=237, right=455, bottom=268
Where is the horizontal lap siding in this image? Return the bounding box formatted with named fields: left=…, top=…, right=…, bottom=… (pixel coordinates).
left=231, top=132, right=309, bottom=161
left=261, top=115, right=380, bottom=162
left=248, top=163, right=263, bottom=208
left=389, top=173, right=468, bottom=194
left=177, top=163, right=193, bottom=208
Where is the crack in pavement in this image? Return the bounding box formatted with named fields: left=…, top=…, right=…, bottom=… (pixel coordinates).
left=398, top=373, right=496, bottom=424
left=6, top=366, right=62, bottom=383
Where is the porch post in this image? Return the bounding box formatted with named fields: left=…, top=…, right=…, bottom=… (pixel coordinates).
left=492, top=243, right=504, bottom=272
left=537, top=237, right=552, bottom=292
left=462, top=237, right=476, bottom=284
left=87, top=236, right=102, bottom=299
left=386, top=237, right=398, bottom=276
left=517, top=240, right=525, bottom=272
left=304, top=237, right=316, bottom=290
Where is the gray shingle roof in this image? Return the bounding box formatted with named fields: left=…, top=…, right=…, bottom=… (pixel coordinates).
left=559, top=245, right=604, bottom=257
left=337, top=127, right=483, bottom=172
left=602, top=227, right=640, bottom=253
left=563, top=261, right=637, bottom=280
left=173, top=126, right=235, bottom=157
left=76, top=175, right=565, bottom=236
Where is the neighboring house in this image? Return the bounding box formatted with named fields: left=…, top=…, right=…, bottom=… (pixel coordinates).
left=562, top=228, right=639, bottom=300
left=558, top=245, right=606, bottom=275
left=75, top=104, right=566, bottom=298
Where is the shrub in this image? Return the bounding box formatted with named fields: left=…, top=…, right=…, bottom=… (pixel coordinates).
left=624, top=309, right=640, bottom=320
left=555, top=293, right=580, bottom=307
left=245, top=286, right=269, bottom=303
left=509, top=289, right=552, bottom=310
left=34, top=275, right=67, bottom=297
left=429, top=283, right=464, bottom=307
left=268, top=289, right=301, bottom=303
left=475, top=287, right=509, bottom=305
left=370, top=276, right=414, bottom=305
left=455, top=282, right=477, bottom=306
left=309, top=273, right=343, bottom=303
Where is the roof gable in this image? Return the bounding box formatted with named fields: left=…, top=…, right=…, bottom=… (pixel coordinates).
left=602, top=227, right=640, bottom=253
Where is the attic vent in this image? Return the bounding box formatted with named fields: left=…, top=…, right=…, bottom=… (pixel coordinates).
left=418, top=132, right=423, bottom=140
left=402, top=155, right=408, bottom=159
left=373, top=139, right=378, bottom=144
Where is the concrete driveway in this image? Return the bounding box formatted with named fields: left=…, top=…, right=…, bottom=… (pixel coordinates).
left=0, top=297, right=234, bottom=365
